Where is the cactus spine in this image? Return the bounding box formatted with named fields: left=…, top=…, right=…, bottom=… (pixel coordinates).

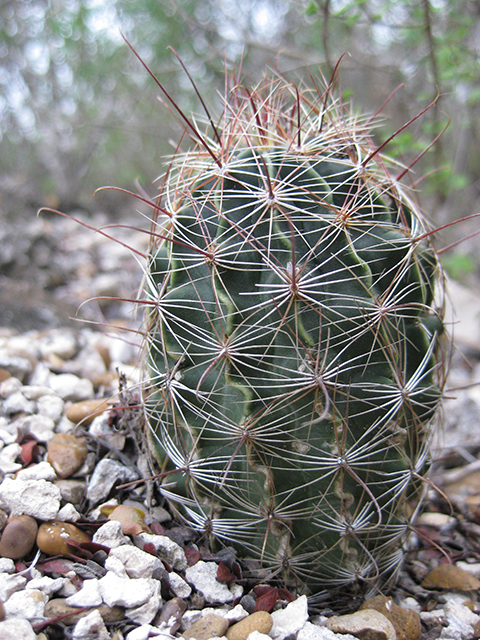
left=143, top=73, right=447, bottom=596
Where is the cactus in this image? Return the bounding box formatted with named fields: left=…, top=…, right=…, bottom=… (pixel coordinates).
left=142, top=72, right=447, bottom=597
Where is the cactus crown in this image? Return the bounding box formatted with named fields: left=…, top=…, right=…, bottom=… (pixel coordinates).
left=143, top=71, right=447, bottom=597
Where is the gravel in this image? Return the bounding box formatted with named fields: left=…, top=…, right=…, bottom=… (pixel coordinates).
left=1, top=211, right=480, bottom=639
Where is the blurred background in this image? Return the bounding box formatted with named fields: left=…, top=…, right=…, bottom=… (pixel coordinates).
left=1, top=0, right=479, bottom=330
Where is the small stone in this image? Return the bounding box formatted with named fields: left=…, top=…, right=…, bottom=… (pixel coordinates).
left=48, top=373, right=94, bottom=401
left=2, top=391, right=35, bottom=416
left=45, top=597, right=125, bottom=625
left=168, top=571, right=192, bottom=598
left=56, top=502, right=82, bottom=522
left=66, top=398, right=112, bottom=426
left=226, top=611, right=273, bottom=640
left=0, top=558, right=15, bottom=573
left=36, top=521, right=91, bottom=556
left=26, top=575, right=65, bottom=596
left=16, top=461, right=57, bottom=482
left=0, top=354, right=32, bottom=381
left=15, top=413, right=56, bottom=442
left=156, top=596, right=187, bottom=634
left=0, top=444, right=22, bottom=473
left=327, top=609, right=396, bottom=640
left=54, top=478, right=86, bottom=505
left=442, top=600, right=480, bottom=639
left=361, top=595, right=421, bottom=640
left=4, top=588, right=46, bottom=620
left=0, top=478, right=61, bottom=519
left=126, top=579, right=162, bottom=624
left=66, top=578, right=103, bottom=607
left=93, top=519, right=132, bottom=548
left=421, top=564, right=480, bottom=590
left=72, top=609, right=110, bottom=640
left=185, top=560, right=241, bottom=604
left=133, top=532, right=187, bottom=571
left=271, top=595, right=308, bottom=639
left=0, top=573, right=27, bottom=602
left=36, top=393, right=65, bottom=422
left=98, top=571, right=157, bottom=608
left=39, top=330, right=78, bottom=360
left=0, top=376, right=22, bottom=398
left=47, top=433, right=88, bottom=478
left=107, top=544, right=163, bottom=579
left=86, top=458, right=138, bottom=505
left=0, top=618, right=36, bottom=640
left=298, top=621, right=348, bottom=639
left=182, top=613, right=229, bottom=640
left=0, top=515, right=38, bottom=559
left=105, top=503, right=149, bottom=535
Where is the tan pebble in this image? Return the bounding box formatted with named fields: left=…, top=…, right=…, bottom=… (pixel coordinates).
left=106, top=504, right=149, bottom=535
left=182, top=613, right=229, bottom=640
left=327, top=609, right=396, bottom=640
left=0, top=369, right=11, bottom=383
left=0, top=598, right=5, bottom=621
left=421, top=564, right=480, bottom=590
left=44, top=598, right=125, bottom=624
left=66, top=399, right=111, bottom=426
left=361, top=595, right=421, bottom=640
left=0, top=515, right=38, bottom=559
left=47, top=433, right=88, bottom=478
left=37, top=521, right=91, bottom=556
left=226, top=611, right=273, bottom=640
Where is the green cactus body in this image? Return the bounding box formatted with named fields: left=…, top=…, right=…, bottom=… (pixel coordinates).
left=144, top=78, right=447, bottom=595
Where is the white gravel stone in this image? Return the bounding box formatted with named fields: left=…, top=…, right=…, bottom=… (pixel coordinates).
left=271, top=595, right=309, bottom=639
left=104, top=554, right=128, bottom=577
left=133, top=532, right=187, bottom=571
left=72, top=608, right=110, bottom=640
left=48, top=372, right=94, bottom=401
left=0, top=353, right=32, bottom=380
left=2, top=391, right=35, bottom=415
left=0, top=443, right=22, bottom=473
left=421, top=608, right=446, bottom=628
left=0, top=558, right=15, bottom=574
left=4, top=588, right=46, bottom=620
left=184, top=560, right=242, bottom=604
left=0, top=377, right=22, bottom=397
left=0, top=618, right=37, bottom=640
left=39, top=330, right=78, bottom=360
left=126, top=579, right=162, bottom=624
left=0, top=477, right=61, bottom=518
left=0, top=572, right=27, bottom=600
left=66, top=578, right=103, bottom=607
left=126, top=624, right=174, bottom=640
left=56, top=502, right=81, bottom=521
left=298, top=623, right=357, bottom=640
left=21, top=384, right=55, bottom=400
left=441, top=600, right=480, bottom=640
left=108, top=544, right=163, bottom=579
left=168, top=571, right=192, bottom=598
left=36, top=393, right=65, bottom=422
left=16, top=461, right=57, bottom=481
left=14, top=413, right=56, bottom=442
left=26, top=575, right=65, bottom=596
left=98, top=571, right=158, bottom=608
left=86, top=458, right=138, bottom=505
left=246, top=633, right=271, bottom=640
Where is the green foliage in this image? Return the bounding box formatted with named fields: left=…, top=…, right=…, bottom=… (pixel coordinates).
left=144, top=75, right=448, bottom=596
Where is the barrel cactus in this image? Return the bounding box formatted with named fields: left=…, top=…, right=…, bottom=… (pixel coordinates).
left=143, top=72, right=447, bottom=597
